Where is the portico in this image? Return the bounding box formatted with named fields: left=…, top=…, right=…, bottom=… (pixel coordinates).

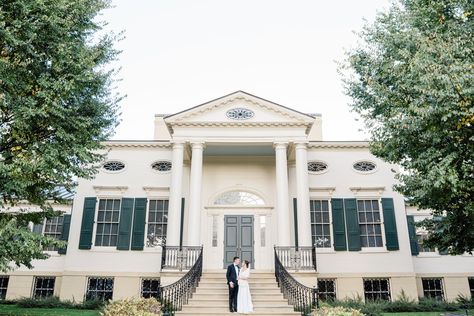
left=161, top=91, right=318, bottom=269
left=164, top=140, right=314, bottom=270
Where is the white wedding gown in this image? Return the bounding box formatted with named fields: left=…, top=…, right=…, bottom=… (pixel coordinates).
left=237, top=268, right=254, bottom=314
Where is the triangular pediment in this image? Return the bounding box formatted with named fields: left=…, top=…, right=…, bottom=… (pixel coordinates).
left=164, top=91, right=315, bottom=125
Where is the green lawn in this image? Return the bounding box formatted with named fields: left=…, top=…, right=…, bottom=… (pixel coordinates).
left=383, top=310, right=473, bottom=316
left=0, top=305, right=100, bottom=316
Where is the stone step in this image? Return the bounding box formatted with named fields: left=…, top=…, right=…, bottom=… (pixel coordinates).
left=194, top=288, right=282, bottom=294
left=191, top=293, right=285, bottom=300
left=202, top=273, right=275, bottom=278
left=175, top=312, right=300, bottom=316
left=200, top=279, right=276, bottom=284
left=177, top=306, right=296, bottom=313
left=198, top=283, right=278, bottom=288
left=187, top=299, right=291, bottom=306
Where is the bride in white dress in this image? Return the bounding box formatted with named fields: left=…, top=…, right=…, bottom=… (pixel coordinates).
left=237, top=260, right=254, bottom=314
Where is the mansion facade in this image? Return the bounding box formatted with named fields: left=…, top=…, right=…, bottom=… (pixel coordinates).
left=1, top=91, right=473, bottom=304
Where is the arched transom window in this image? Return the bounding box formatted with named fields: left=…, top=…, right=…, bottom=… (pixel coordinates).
left=214, top=191, right=265, bottom=206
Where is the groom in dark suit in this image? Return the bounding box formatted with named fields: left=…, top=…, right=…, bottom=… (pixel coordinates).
left=226, top=256, right=240, bottom=312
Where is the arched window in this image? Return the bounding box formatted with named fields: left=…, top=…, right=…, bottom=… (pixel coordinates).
left=214, top=191, right=265, bottom=206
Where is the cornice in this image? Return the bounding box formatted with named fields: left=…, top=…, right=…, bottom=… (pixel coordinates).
left=103, top=141, right=171, bottom=149
left=170, top=121, right=311, bottom=128
left=167, top=95, right=314, bottom=124
left=308, top=141, right=370, bottom=149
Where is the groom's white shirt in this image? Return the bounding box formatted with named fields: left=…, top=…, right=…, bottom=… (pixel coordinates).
left=234, top=264, right=239, bottom=278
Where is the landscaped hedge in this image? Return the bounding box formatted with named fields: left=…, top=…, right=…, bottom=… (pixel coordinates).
left=324, top=292, right=474, bottom=316
left=3, top=296, right=105, bottom=310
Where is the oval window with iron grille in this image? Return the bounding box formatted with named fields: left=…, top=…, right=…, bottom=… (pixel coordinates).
left=152, top=161, right=172, bottom=172
left=353, top=161, right=376, bottom=172
left=308, top=161, right=328, bottom=173
left=103, top=161, right=125, bottom=172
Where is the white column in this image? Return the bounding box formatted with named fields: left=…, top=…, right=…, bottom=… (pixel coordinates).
left=187, top=142, right=205, bottom=246
left=294, top=142, right=313, bottom=247
left=166, top=141, right=185, bottom=246
left=274, top=142, right=291, bottom=246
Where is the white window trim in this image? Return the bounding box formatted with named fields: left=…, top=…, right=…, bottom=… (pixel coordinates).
left=357, top=198, right=388, bottom=251
left=38, top=217, right=64, bottom=256
left=91, top=196, right=122, bottom=250
left=145, top=196, right=169, bottom=249
left=310, top=198, right=334, bottom=251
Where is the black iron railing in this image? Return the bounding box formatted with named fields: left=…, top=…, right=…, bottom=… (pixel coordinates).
left=159, top=246, right=203, bottom=316
left=274, top=246, right=318, bottom=315
left=275, top=246, right=317, bottom=271
left=161, top=246, right=202, bottom=271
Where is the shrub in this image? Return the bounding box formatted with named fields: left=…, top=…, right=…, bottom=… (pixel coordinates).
left=101, top=297, right=161, bottom=316
left=417, top=297, right=459, bottom=312
left=78, top=298, right=106, bottom=310
left=15, top=296, right=104, bottom=310
left=313, top=306, right=365, bottom=316
left=456, top=294, right=474, bottom=310
left=382, top=290, right=419, bottom=313
left=322, top=291, right=465, bottom=316
left=16, top=296, right=71, bottom=308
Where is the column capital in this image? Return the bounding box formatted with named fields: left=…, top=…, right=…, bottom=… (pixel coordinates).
left=294, top=141, right=309, bottom=150
left=171, top=141, right=186, bottom=149
left=190, top=141, right=206, bottom=150
left=273, top=142, right=289, bottom=150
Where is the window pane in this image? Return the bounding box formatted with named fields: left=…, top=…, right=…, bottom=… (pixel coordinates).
left=95, top=199, right=121, bottom=247
left=146, top=200, right=169, bottom=247
left=358, top=200, right=383, bottom=248
left=364, top=279, right=390, bottom=301
left=318, top=279, right=336, bottom=301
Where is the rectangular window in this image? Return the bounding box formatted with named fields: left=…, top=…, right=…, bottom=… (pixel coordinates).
left=416, top=234, right=436, bottom=253
left=422, top=278, right=444, bottom=300
left=317, top=279, right=336, bottom=301
left=33, top=277, right=55, bottom=298
left=141, top=278, right=160, bottom=298
left=468, top=278, right=473, bottom=299
left=358, top=200, right=383, bottom=247
left=95, top=199, right=121, bottom=247
left=86, top=277, right=114, bottom=301
left=146, top=199, right=168, bottom=246
left=43, top=216, right=64, bottom=251
left=260, top=215, right=266, bottom=247
left=363, top=278, right=391, bottom=301
left=0, top=276, right=9, bottom=300
left=212, top=215, right=218, bottom=247
left=310, top=200, right=331, bottom=247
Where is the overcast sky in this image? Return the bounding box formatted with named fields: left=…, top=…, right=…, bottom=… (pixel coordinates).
left=103, top=0, right=392, bottom=141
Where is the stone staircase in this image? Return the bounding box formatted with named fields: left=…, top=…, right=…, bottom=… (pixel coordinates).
left=175, top=270, right=300, bottom=316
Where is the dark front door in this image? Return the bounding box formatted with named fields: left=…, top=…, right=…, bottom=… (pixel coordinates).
left=224, top=215, right=254, bottom=268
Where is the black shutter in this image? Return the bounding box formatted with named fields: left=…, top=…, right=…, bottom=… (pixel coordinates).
left=382, top=198, right=399, bottom=250
left=344, top=198, right=361, bottom=251
left=58, top=214, right=71, bottom=255
left=331, top=199, right=347, bottom=251
left=117, top=198, right=134, bottom=250
left=406, top=215, right=419, bottom=255
left=131, top=198, right=147, bottom=250
left=79, top=197, right=97, bottom=249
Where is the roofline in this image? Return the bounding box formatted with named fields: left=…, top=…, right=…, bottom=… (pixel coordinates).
left=163, top=90, right=317, bottom=120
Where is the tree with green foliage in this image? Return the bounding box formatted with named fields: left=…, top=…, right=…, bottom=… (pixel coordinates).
left=341, top=0, right=473, bottom=254
left=0, top=0, right=121, bottom=271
